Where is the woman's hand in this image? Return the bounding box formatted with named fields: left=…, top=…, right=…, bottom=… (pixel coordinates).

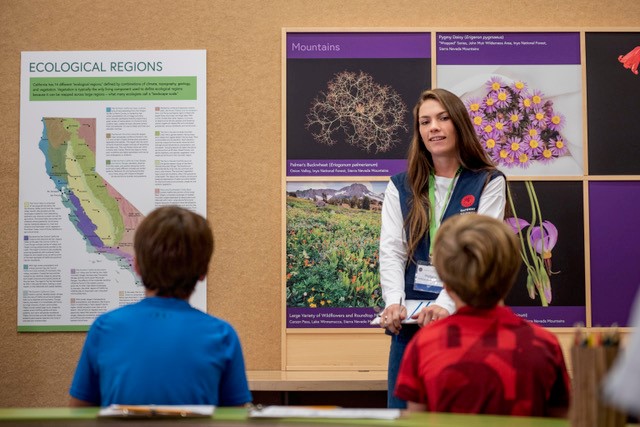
left=413, top=304, right=450, bottom=327
left=380, top=304, right=407, bottom=335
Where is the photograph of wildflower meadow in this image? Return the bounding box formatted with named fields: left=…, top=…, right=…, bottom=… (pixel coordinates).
left=286, top=181, right=387, bottom=314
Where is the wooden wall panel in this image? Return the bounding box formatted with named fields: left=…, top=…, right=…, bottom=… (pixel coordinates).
left=1, top=0, right=638, bottom=407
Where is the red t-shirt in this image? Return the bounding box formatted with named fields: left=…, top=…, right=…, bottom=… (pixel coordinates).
left=395, top=305, right=570, bottom=416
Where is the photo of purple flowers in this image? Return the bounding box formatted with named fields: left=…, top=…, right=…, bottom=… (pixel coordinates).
left=436, top=32, right=583, bottom=177
left=440, top=67, right=583, bottom=176
left=505, top=182, right=561, bottom=307
left=465, top=76, right=570, bottom=170
left=503, top=181, right=586, bottom=326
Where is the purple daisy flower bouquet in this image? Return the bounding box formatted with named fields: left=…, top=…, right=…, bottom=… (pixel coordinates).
left=465, top=76, right=570, bottom=169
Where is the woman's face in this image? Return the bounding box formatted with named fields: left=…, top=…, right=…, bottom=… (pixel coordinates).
left=418, top=99, right=458, bottom=159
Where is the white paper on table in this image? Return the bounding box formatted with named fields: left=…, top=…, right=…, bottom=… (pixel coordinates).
left=249, top=405, right=401, bottom=420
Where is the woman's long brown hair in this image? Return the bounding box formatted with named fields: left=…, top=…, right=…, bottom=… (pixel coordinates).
left=404, top=88, right=497, bottom=262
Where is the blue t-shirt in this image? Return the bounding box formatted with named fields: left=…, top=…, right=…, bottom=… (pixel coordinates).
left=70, top=297, right=252, bottom=406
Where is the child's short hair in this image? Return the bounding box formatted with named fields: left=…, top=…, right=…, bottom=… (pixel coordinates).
left=134, top=206, right=214, bottom=299
left=432, top=214, right=520, bottom=308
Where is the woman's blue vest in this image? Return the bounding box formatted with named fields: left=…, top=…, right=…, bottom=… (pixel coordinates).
left=390, top=168, right=504, bottom=301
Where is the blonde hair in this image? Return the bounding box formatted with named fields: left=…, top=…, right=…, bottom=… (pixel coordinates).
left=432, top=214, right=520, bottom=308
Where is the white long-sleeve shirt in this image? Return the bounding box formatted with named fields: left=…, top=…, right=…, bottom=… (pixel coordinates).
left=379, top=174, right=506, bottom=314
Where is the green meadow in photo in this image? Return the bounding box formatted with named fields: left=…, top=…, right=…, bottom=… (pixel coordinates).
left=286, top=196, right=382, bottom=309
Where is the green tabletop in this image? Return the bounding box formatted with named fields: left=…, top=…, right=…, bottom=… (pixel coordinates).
left=0, top=407, right=571, bottom=426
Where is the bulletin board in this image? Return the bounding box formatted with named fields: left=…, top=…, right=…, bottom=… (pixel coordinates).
left=282, top=28, right=640, bottom=370
left=1, top=0, right=639, bottom=408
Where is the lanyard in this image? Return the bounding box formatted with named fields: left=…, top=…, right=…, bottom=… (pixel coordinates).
left=428, top=167, right=462, bottom=255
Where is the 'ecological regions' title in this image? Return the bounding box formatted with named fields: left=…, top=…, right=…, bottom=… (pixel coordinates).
left=29, top=61, right=164, bottom=73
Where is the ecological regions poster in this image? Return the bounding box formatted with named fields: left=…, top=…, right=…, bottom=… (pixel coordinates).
left=18, top=50, right=207, bottom=331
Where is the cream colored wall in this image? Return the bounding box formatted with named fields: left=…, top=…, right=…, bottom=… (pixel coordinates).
left=0, top=0, right=638, bottom=407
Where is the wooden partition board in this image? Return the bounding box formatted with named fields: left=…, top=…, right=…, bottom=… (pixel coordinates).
left=285, top=328, right=631, bottom=378
left=1, top=0, right=639, bottom=407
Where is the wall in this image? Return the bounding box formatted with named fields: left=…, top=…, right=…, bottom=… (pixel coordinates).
left=0, top=0, right=638, bottom=407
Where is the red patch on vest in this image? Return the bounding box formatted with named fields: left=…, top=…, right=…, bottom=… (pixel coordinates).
left=461, top=195, right=475, bottom=208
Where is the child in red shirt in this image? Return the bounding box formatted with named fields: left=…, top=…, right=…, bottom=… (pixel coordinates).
left=395, top=214, right=570, bottom=417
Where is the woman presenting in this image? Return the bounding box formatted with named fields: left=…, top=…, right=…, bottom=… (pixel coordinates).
left=379, top=88, right=506, bottom=408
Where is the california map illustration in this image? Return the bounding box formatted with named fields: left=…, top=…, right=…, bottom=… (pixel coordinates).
left=39, top=118, right=144, bottom=275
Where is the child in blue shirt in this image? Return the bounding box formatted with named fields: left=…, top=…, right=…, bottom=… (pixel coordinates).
left=70, top=206, right=252, bottom=407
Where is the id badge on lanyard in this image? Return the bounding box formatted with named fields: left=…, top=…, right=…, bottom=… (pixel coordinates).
left=413, top=260, right=444, bottom=293
left=413, top=169, right=460, bottom=294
